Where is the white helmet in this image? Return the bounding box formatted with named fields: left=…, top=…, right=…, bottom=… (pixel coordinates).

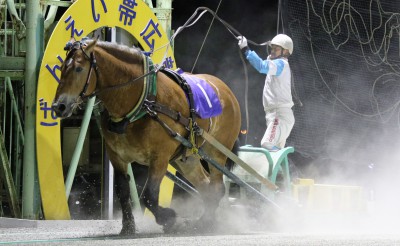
left=270, top=34, right=293, bottom=55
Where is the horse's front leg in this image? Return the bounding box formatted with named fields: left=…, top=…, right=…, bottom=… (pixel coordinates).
left=141, top=160, right=177, bottom=231
left=114, top=169, right=136, bottom=235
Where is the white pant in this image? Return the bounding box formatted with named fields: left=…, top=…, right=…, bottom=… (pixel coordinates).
left=261, top=107, right=295, bottom=149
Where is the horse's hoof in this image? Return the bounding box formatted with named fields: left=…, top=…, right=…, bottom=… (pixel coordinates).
left=119, top=223, right=136, bottom=236
left=163, top=217, right=191, bottom=234
left=155, top=207, right=177, bottom=231
left=191, top=216, right=217, bottom=234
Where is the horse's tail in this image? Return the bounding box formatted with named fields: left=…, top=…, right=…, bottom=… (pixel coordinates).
left=225, top=138, right=240, bottom=171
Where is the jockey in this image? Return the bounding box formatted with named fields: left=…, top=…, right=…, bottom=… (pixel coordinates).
left=238, top=34, right=295, bottom=152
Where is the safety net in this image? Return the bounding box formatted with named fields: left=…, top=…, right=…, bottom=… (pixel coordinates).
left=284, top=0, right=400, bottom=172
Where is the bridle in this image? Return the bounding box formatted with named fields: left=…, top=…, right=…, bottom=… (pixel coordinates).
left=64, top=40, right=99, bottom=101
left=80, top=51, right=98, bottom=99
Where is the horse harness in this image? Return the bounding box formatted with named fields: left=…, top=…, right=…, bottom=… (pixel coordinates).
left=107, top=54, right=207, bottom=157
left=64, top=39, right=208, bottom=158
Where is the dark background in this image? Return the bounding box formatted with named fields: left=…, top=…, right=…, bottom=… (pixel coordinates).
left=171, top=0, right=400, bottom=186
left=172, top=0, right=281, bottom=147
left=170, top=1, right=400, bottom=221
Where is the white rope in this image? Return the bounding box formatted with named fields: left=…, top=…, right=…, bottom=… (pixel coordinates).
left=305, top=0, right=400, bottom=122
left=191, top=0, right=223, bottom=73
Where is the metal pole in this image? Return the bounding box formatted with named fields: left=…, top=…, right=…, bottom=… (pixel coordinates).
left=107, top=160, right=114, bottom=218
left=22, top=0, right=42, bottom=219
left=198, top=148, right=282, bottom=211
left=13, top=114, right=22, bottom=200
left=126, top=164, right=141, bottom=214
left=5, top=77, right=24, bottom=143
left=65, top=97, right=95, bottom=199
left=143, top=0, right=154, bottom=8
left=6, top=0, right=26, bottom=40
left=43, top=0, right=60, bottom=31
left=0, top=129, right=21, bottom=218
left=165, top=169, right=201, bottom=200
left=172, top=133, right=282, bottom=211
left=156, top=0, right=172, bottom=38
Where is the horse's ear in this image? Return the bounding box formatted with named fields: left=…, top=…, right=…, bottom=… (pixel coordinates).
left=84, top=38, right=98, bottom=54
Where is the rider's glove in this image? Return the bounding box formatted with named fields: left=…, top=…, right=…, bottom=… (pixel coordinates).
left=237, top=36, right=248, bottom=49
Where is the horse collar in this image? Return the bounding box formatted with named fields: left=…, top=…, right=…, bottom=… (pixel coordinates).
left=110, top=54, right=157, bottom=124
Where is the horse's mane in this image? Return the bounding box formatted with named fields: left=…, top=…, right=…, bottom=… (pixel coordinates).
left=95, top=40, right=144, bottom=65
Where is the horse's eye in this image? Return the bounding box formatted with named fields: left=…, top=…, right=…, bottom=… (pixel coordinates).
left=75, top=67, right=83, bottom=73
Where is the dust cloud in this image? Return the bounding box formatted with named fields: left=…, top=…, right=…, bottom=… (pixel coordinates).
left=167, top=0, right=400, bottom=236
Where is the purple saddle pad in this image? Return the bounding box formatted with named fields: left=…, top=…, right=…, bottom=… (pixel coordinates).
left=178, top=71, right=222, bottom=119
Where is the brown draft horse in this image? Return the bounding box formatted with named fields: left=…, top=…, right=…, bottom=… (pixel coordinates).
left=51, top=38, right=241, bottom=235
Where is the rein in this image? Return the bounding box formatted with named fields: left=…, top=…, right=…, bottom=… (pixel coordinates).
left=90, top=62, right=159, bottom=99
left=80, top=55, right=159, bottom=101
left=65, top=40, right=160, bottom=103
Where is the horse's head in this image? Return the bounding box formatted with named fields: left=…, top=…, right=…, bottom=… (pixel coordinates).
left=51, top=38, right=98, bottom=118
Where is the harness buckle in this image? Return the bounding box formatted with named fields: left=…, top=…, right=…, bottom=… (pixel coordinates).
left=188, top=118, right=199, bottom=155
left=144, top=100, right=158, bottom=118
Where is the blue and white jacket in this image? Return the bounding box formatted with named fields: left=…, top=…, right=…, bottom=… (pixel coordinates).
left=245, top=50, right=294, bottom=110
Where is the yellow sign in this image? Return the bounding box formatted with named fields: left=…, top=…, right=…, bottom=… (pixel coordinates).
left=37, top=0, right=176, bottom=219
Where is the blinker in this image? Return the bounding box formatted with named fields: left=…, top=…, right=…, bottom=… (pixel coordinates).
left=64, top=41, right=73, bottom=51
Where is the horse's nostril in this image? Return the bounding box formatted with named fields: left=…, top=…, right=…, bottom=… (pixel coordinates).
left=52, top=102, right=66, bottom=116
left=57, top=103, right=66, bottom=112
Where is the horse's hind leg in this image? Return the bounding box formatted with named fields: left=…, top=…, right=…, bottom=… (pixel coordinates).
left=114, top=170, right=136, bottom=235
left=173, top=153, right=226, bottom=232
left=196, top=145, right=231, bottom=229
